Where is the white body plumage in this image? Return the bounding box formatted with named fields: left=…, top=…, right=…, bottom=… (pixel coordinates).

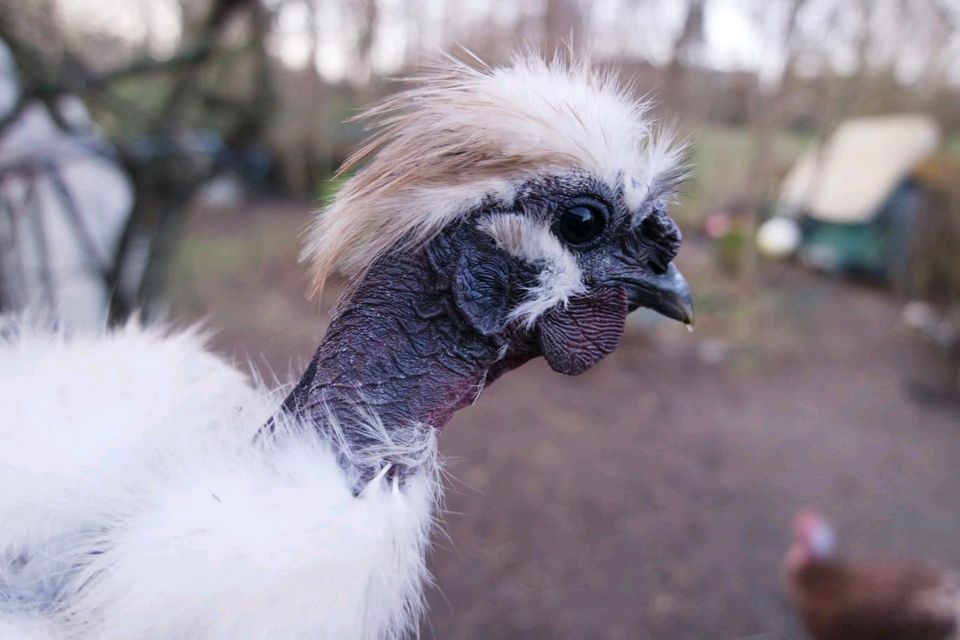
left=0, top=322, right=437, bottom=639
left=0, top=53, right=686, bottom=639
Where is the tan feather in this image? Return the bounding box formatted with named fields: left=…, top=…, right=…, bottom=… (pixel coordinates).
left=302, top=52, right=683, bottom=296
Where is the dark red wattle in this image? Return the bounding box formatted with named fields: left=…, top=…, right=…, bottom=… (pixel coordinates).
left=538, top=286, right=629, bottom=375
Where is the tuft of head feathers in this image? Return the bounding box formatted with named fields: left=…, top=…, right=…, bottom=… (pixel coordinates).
left=303, top=52, right=684, bottom=295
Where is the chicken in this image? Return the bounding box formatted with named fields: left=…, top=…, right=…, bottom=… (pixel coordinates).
left=0, top=54, right=692, bottom=639
left=786, top=511, right=960, bottom=640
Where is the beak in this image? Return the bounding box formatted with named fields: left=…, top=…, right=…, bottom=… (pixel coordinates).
left=617, top=263, right=694, bottom=325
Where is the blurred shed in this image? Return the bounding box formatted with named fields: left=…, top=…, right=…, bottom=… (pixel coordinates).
left=771, top=114, right=958, bottom=287
left=780, top=114, right=940, bottom=224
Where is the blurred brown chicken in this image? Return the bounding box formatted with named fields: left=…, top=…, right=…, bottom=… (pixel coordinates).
left=785, top=511, right=960, bottom=640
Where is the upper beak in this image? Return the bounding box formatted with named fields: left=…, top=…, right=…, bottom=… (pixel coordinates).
left=617, top=263, right=694, bottom=325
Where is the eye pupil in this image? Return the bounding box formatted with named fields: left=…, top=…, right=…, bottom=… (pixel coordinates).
left=560, top=205, right=605, bottom=246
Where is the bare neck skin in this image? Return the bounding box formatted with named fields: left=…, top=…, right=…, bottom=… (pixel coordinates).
left=265, top=185, right=692, bottom=483
left=272, top=224, right=538, bottom=481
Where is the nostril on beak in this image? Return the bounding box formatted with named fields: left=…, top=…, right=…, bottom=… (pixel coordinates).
left=640, top=210, right=683, bottom=267
left=647, top=256, right=669, bottom=275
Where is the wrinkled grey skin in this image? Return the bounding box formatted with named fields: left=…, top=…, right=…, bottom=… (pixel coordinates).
left=270, top=173, right=691, bottom=484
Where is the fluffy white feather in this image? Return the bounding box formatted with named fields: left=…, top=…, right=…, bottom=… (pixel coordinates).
left=303, top=53, right=683, bottom=294
left=480, top=213, right=585, bottom=329
left=0, top=52, right=683, bottom=639
left=0, top=611, right=62, bottom=640
left=0, top=320, right=438, bottom=639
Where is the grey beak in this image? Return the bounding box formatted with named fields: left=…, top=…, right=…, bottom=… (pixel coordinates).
left=619, top=263, right=695, bottom=325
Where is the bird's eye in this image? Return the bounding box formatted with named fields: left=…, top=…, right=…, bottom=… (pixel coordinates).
left=558, top=203, right=607, bottom=246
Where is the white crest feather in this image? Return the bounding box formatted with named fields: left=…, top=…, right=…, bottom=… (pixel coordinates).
left=303, top=52, right=683, bottom=295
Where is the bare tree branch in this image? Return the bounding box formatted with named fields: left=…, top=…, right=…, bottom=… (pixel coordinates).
left=1, top=0, right=274, bottom=323
left=89, top=45, right=214, bottom=88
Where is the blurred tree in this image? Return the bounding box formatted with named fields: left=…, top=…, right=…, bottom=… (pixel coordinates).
left=0, top=0, right=276, bottom=322
left=663, top=0, right=705, bottom=118
left=735, top=0, right=809, bottom=291
left=542, top=0, right=584, bottom=54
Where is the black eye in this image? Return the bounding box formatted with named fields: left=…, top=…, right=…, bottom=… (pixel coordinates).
left=559, top=204, right=606, bottom=246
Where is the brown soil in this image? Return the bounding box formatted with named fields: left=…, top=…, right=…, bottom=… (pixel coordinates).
left=173, top=200, right=960, bottom=639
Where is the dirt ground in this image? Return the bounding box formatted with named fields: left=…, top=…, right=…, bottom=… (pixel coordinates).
left=171, top=201, right=960, bottom=639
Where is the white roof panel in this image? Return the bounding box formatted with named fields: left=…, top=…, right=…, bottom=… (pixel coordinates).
left=779, top=114, right=940, bottom=223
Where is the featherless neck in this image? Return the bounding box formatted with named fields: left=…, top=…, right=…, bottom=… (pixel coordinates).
left=271, top=232, right=536, bottom=479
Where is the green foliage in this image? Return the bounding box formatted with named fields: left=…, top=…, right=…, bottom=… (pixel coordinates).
left=96, top=79, right=173, bottom=138
left=945, top=132, right=960, bottom=159
left=315, top=173, right=349, bottom=203
left=169, top=214, right=302, bottom=314
left=672, top=126, right=812, bottom=227
left=714, top=227, right=749, bottom=276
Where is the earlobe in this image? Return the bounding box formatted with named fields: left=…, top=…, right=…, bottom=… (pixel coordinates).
left=452, top=245, right=512, bottom=336
left=538, top=286, right=628, bottom=375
